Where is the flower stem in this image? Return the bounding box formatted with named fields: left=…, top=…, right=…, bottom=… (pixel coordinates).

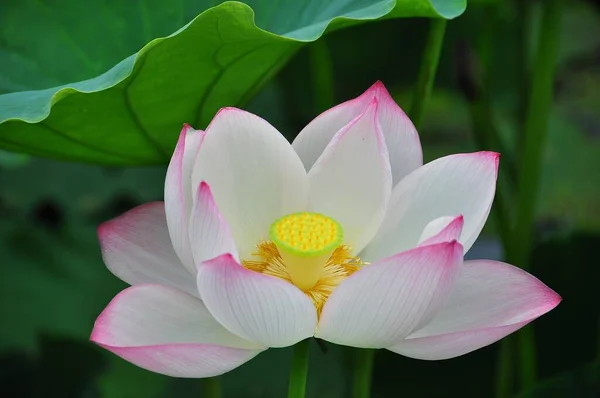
left=515, top=0, right=533, bottom=160
left=352, top=349, right=375, bottom=398
left=409, top=18, right=447, bottom=129
left=494, top=335, right=515, bottom=398
left=508, top=0, right=563, bottom=391
left=203, top=377, right=221, bottom=398
left=511, top=0, right=562, bottom=271
left=287, top=338, right=311, bottom=398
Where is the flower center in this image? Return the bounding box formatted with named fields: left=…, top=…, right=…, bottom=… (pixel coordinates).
left=269, top=212, right=343, bottom=290
left=241, top=212, right=364, bottom=316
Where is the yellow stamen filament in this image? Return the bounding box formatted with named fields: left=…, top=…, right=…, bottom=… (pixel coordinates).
left=242, top=243, right=365, bottom=316
left=268, top=212, right=344, bottom=290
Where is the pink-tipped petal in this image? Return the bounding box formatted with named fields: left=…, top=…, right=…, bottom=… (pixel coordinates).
left=191, top=108, right=308, bottom=258
left=361, top=152, right=499, bottom=261
left=189, top=181, right=238, bottom=268
left=388, top=323, right=527, bottom=360
left=98, top=202, right=198, bottom=297
left=91, top=284, right=264, bottom=377
left=316, top=242, right=463, bottom=348
left=293, top=81, right=422, bottom=186
left=389, top=260, right=561, bottom=360
left=418, top=215, right=464, bottom=246
left=165, top=124, right=206, bottom=272
left=307, top=99, right=392, bottom=254
left=197, top=254, right=317, bottom=348
left=98, top=343, right=262, bottom=378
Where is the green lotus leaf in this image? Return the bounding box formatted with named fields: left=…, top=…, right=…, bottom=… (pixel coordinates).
left=0, top=0, right=466, bottom=165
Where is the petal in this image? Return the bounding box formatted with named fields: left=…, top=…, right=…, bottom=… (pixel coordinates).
left=189, top=181, right=238, bottom=268
left=418, top=215, right=464, bottom=246
left=197, top=254, right=317, bottom=348
left=389, top=260, right=561, bottom=360
left=91, top=284, right=264, bottom=377
left=316, top=242, right=463, bottom=348
left=361, top=152, right=499, bottom=261
left=388, top=323, right=527, bottom=361
left=293, top=81, right=422, bottom=186
left=98, top=202, right=198, bottom=297
left=165, top=124, right=206, bottom=272
left=192, top=108, right=308, bottom=258
left=307, top=99, right=392, bottom=253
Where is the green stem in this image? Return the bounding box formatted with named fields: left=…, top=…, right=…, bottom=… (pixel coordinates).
left=352, top=349, right=375, bottom=398
left=409, top=18, right=447, bottom=129
left=511, top=0, right=562, bottom=270
left=287, top=339, right=310, bottom=398
left=597, top=316, right=600, bottom=361
left=309, top=40, right=335, bottom=113
left=495, top=335, right=515, bottom=398
left=509, top=0, right=563, bottom=391
left=516, top=325, right=538, bottom=389
left=516, top=0, right=533, bottom=160
left=203, top=377, right=221, bottom=398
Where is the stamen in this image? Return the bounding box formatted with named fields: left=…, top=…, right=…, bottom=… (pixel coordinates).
left=242, top=241, right=364, bottom=316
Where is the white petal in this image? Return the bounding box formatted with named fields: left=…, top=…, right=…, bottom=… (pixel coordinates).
left=165, top=125, right=206, bottom=272
left=307, top=99, right=392, bottom=253
left=91, top=284, right=264, bottom=377
left=189, top=181, right=238, bottom=268
left=192, top=108, right=308, bottom=258
left=316, top=242, right=463, bottom=348
left=418, top=215, right=464, bottom=246
left=293, top=81, right=422, bottom=186
left=389, top=260, right=561, bottom=360
left=98, top=202, right=198, bottom=297
left=197, top=254, right=317, bottom=347
left=361, top=152, right=499, bottom=261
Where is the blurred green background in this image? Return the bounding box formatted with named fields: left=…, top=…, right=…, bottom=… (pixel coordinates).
left=0, top=0, right=599, bottom=397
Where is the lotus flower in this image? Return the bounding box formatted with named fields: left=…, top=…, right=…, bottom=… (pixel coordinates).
left=91, top=82, right=560, bottom=377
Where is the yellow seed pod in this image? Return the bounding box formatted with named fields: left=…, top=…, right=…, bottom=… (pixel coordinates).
left=269, top=212, right=343, bottom=290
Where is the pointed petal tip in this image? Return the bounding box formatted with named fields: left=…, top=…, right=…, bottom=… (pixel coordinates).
left=204, top=252, right=237, bottom=266
left=97, top=220, right=110, bottom=240
left=545, top=287, right=562, bottom=311
left=368, top=80, right=390, bottom=95
left=90, top=284, right=146, bottom=342
left=479, top=151, right=500, bottom=172
left=181, top=123, right=203, bottom=135
left=213, top=107, right=244, bottom=118
left=198, top=180, right=211, bottom=194
left=207, top=107, right=243, bottom=127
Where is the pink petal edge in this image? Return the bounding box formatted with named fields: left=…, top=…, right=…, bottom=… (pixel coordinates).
left=316, top=241, right=463, bottom=348
left=90, top=284, right=264, bottom=377
left=189, top=181, right=238, bottom=267
left=388, top=259, right=561, bottom=360
left=198, top=253, right=317, bottom=347
left=419, top=215, right=464, bottom=246
left=91, top=341, right=260, bottom=378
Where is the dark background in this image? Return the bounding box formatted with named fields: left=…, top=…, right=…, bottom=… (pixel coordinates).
left=1, top=0, right=599, bottom=397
